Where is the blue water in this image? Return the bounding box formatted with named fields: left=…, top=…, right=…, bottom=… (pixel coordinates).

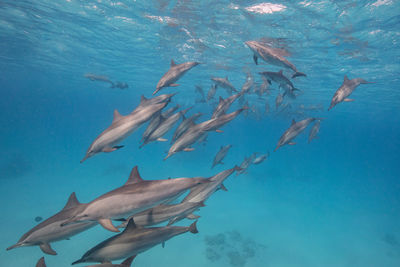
left=1, top=0, right=400, bottom=266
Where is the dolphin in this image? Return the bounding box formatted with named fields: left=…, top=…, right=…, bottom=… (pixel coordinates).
left=275, top=94, right=283, bottom=110
left=183, top=166, right=240, bottom=203
left=85, top=256, right=136, bottom=267
left=207, top=84, right=217, bottom=101
left=308, top=120, right=321, bottom=143
left=7, top=193, right=96, bottom=255
left=171, top=112, right=203, bottom=143
left=245, top=40, right=306, bottom=78
left=36, top=257, right=46, bottom=267
left=211, top=76, right=237, bottom=94
left=328, top=76, right=372, bottom=110
left=84, top=73, right=114, bottom=85
left=153, top=60, right=200, bottom=95
left=259, top=70, right=300, bottom=99
left=253, top=152, right=269, bottom=165
left=72, top=219, right=198, bottom=265
left=80, top=101, right=168, bottom=163
left=275, top=118, right=319, bottom=151
left=211, top=92, right=242, bottom=119
left=117, top=201, right=204, bottom=228
left=211, top=145, right=232, bottom=168
left=237, top=153, right=257, bottom=175
left=61, top=166, right=210, bottom=232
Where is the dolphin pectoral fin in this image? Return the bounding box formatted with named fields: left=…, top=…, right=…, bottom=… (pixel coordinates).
left=183, top=148, right=195, bottom=152
left=344, top=98, right=354, bottom=102
left=162, top=242, right=165, bottom=248
left=215, top=129, right=223, bottom=133
left=98, top=218, right=120, bottom=232
left=253, top=55, right=258, bottom=65
left=220, top=183, right=228, bottom=191
left=186, top=213, right=200, bottom=220
left=170, top=83, right=180, bottom=87
left=288, top=142, right=296, bottom=145
left=157, top=138, right=168, bottom=142
left=40, top=243, right=57, bottom=255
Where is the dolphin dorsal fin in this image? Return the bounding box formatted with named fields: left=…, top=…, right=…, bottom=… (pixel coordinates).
left=125, top=166, right=144, bottom=185
left=113, top=110, right=123, bottom=123
left=344, top=75, right=350, bottom=83
left=62, top=192, right=80, bottom=210
left=171, top=59, right=176, bottom=66
left=122, top=218, right=138, bottom=233
left=291, top=119, right=296, bottom=125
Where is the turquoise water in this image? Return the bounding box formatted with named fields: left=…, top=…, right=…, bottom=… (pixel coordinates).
left=1, top=0, right=400, bottom=266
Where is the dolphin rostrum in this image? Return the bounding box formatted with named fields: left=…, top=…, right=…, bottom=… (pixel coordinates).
left=275, top=118, right=319, bottom=151
left=211, top=145, right=232, bottom=168
left=308, top=120, right=321, bottom=143
left=7, top=193, right=96, bottom=255
left=245, top=40, right=306, bottom=78
left=72, top=219, right=198, bottom=265
left=61, top=166, right=210, bottom=232
left=153, top=60, right=200, bottom=95
left=211, top=76, right=237, bottom=94
left=85, top=256, right=136, bottom=267
left=80, top=100, right=168, bottom=163
left=328, top=75, right=372, bottom=111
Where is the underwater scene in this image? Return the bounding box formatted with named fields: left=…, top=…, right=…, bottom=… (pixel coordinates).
left=1, top=0, right=400, bottom=266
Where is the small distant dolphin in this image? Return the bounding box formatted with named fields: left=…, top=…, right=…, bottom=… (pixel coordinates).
left=211, top=92, right=242, bottom=119
left=36, top=257, right=46, bottom=267
left=153, top=60, right=200, bottom=95
left=171, top=112, right=203, bottom=143
left=275, top=118, right=319, bottom=151
left=207, top=84, right=217, bottom=101
left=275, top=94, right=283, bottom=110
left=85, top=256, right=136, bottom=267
left=80, top=100, right=168, bottom=163
left=72, top=219, right=198, bottom=265
left=84, top=73, right=114, bottom=84
left=259, top=70, right=300, bottom=99
left=328, top=75, right=372, bottom=111
left=253, top=152, right=269, bottom=165
left=211, top=76, right=237, bottom=94
left=183, top=166, right=240, bottom=203
left=308, top=120, right=321, bottom=143
left=7, top=193, right=96, bottom=255
left=111, top=82, right=129, bottom=90
left=211, top=144, right=232, bottom=168
left=117, top=201, right=204, bottom=228
left=61, top=166, right=209, bottom=232
left=245, top=40, right=306, bottom=78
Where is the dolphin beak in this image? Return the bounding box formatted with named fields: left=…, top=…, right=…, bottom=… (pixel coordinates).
left=6, top=243, right=23, bottom=251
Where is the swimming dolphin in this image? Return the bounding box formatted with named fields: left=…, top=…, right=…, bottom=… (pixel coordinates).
left=183, top=166, right=240, bottom=203
left=80, top=101, right=168, bottom=163
left=36, top=257, right=46, bottom=267
left=328, top=76, right=372, bottom=110
left=211, top=77, right=237, bottom=94
left=211, top=92, right=242, bottom=119
left=259, top=70, right=300, bottom=99
left=7, top=193, right=96, bottom=255
left=275, top=118, right=319, bottom=151
left=245, top=40, right=306, bottom=78
left=207, top=84, right=217, bottom=101
left=85, top=256, right=136, bottom=267
left=211, top=145, right=232, bottom=168
left=72, top=219, right=198, bottom=265
left=84, top=73, right=114, bottom=85
left=308, top=120, right=321, bottom=143
left=61, top=166, right=209, bottom=232
left=253, top=152, right=269, bottom=164
left=117, top=201, right=204, bottom=228
left=171, top=112, right=203, bottom=143
left=153, top=60, right=200, bottom=95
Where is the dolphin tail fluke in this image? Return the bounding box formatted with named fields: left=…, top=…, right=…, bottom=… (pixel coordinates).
left=122, top=255, right=137, bottom=266
left=189, top=221, right=199, bottom=234
left=292, top=72, right=306, bottom=78
left=99, top=218, right=120, bottom=233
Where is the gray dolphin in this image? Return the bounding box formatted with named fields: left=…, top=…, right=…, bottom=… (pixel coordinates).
left=85, top=256, right=136, bottom=267
left=275, top=118, right=319, bottom=151
left=308, top=120, right=321, bottom=143
left=117, top=201, right=204, bottom=228
left=7, top=193, right=96, bottom=255
left=183, top=166, right=240, bottom=203
left=153, top=60, right=200, bottom=95
left=253, top=152, right=269, bottom=165
left=245, top=41, right=306, bottom=78
left=61, top=166, right=209, bottom=232
left=207, top=84, right=217, bottom=101
left=84, top=73, right=114, bottom=85
left=36, top=257, right=46, bottom=267
left=72, top=219, right=198, bottom=265
left=259, top=70, right=300, bottom=99
left=171, top=112, right=203, bottom=143
left=211, top=76, right=237, bottom=94
left=80, top=101, right=168, bottom=163
left=328, top=75, right=372, bottom=110
left=211, top=145, right=232, bottom=168
left=211, top=92, right=242, bottom=119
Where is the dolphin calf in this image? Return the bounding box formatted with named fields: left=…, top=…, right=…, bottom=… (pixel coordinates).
left=245, top=40, right=306, bottom=78
left=211, top=76, right=237, bottom=94
left=308, top=120, right=321, bottom=143
left=171, top=112, right=202, bottom=143
left=153, top=60, right=200, bottom=95
left=36, top=257, right=46, bottom=267
left=275, top=118, right=319, bottom=151
left=117, top=201, right=204, bottom=228
left=328, top=75, right=372, bottom=110
left=80, top=100, right=168, bottom=163
left=72, top=219, right=198, bottom=265
left=61, top=166, right=209, bottom=232
left=207, top=84, right=217, bottom=101
left=85, top=256, right=136, bottom=267
left=259, top=70, right=300, bottom=99
left=253, top=152, right=269, bottom=165
left=211, top=145, right=232, bottom=168
left=211, top=93, right=242, bottom=119
left=183, top=166, right=240, bottom=203
left=7, top=193, right=96, bottom=255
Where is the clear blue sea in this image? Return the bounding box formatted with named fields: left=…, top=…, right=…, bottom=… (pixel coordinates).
left=1, top=1, right=400, bottom=266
